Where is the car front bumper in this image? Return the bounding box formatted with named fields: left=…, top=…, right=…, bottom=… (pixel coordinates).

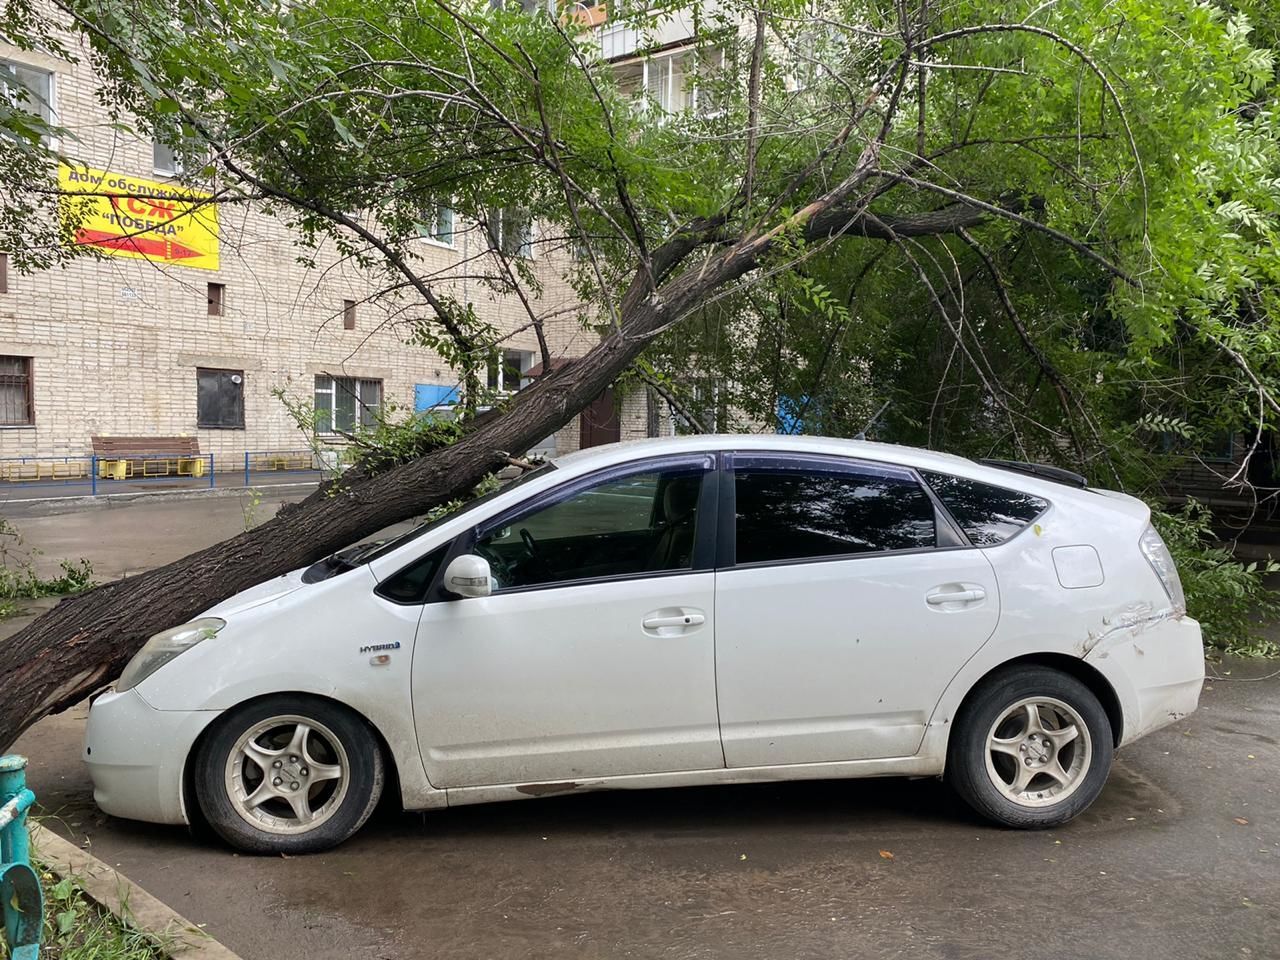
left=84, top=687, right=221, bottom=825
left=1086, top=613, right=1204, bottom=746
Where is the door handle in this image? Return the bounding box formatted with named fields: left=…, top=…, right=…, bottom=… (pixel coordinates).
left=642, top=612, right=706, bottom=629
left=926, top=588, right=986, bottom=605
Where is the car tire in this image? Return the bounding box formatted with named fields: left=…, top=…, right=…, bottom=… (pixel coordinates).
left=193, top=695, right=385, bottom=854
left=947, top=666, right=1113, bottom=829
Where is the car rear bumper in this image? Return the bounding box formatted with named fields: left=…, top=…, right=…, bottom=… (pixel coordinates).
left=1086, top=613, right=1204, bottom=746
left=84, top=687, right=220, bottom=825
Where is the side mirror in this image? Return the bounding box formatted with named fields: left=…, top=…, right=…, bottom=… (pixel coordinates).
left=443, top=554, right=492, bottom=599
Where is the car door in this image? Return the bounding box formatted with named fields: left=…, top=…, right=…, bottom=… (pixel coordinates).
left=411, top=454, right=724, bottom=789
left=714, top=453, right=999, bottom=766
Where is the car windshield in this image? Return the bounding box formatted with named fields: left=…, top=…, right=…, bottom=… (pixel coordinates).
left=354, top=462, right=557, bottom=565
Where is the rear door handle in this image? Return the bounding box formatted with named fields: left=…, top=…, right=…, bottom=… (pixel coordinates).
left=926, top=588, right=986, bottom=605
left=642, top=613, right=706, bottom=628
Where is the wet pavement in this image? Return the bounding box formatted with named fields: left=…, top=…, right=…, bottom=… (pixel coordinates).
left=1, top=488, right=304, bottom=581
left=15, top=672, right=1280, bottom=960
left=5, top=497, right=1280, bottom=960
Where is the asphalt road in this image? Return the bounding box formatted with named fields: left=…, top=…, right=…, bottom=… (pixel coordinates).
left=12, top=665, right=1279, bottom=960
left=6, top=495, right=1280, bottom=960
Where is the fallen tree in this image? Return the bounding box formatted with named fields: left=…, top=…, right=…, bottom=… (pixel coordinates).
left=3, top=0, right=1277, bottom=746
left=0, top=194, right=996, bottom=742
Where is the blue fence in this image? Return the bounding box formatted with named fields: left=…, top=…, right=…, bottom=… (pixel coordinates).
left=0, top=456, right=94, bottom=495
left=243, top=449, right=330, bottom=486
left=0, top=449, right=329, bottom=499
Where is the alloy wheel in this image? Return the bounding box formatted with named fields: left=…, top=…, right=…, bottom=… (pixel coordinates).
left=983, top=696, right=1093, bottom=808
left=224, top=714, right=350, bottom=835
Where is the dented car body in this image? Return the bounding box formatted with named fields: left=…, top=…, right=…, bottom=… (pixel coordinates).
left=85, top=435, right=1204, bottom=852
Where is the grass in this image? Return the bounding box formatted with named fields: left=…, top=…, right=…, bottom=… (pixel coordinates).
left=0, top=517, right=95, bottom=621
left=0, top=868, right=166, bottom=960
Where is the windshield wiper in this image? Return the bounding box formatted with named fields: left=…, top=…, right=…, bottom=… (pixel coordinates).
left=301, top=541, right=382, bottom=583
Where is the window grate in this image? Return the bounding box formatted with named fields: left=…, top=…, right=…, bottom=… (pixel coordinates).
left=0, top=356, right=33, bottom=426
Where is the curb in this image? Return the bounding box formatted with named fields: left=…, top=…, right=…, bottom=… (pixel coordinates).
left=29, top=823, right=243, bottom=960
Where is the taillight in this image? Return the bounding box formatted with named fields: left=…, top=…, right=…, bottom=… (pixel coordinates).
left=1139, top=525, right=1186, bottom=615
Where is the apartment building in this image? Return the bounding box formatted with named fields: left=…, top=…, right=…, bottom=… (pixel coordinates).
left=0, top=23, right=608, bottom=470
left=0, top=0, right=746, bottom=478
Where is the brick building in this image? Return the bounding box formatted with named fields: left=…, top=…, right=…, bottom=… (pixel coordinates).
left=0, top=26, right=609, bottom=472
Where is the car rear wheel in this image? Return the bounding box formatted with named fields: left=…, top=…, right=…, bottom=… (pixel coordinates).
left=193, top=695, right=384, bottom=853
left=947, top=666, right=1113, bottom=828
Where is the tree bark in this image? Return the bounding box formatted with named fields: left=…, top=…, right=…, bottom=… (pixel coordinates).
left=0, top=197, right=988, bottom=748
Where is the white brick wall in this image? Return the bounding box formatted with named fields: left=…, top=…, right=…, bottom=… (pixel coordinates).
left=0, top=26, right=598, bottom=465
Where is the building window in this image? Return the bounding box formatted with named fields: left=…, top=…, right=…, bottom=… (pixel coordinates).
left=0, top=356, right=34, bottom=426
left=342, top=299, right=356, bottom=330
left=0, top=253, right=7, bottom=294
left=0, top=60, right=54, bottom=137
left=618, top=48, right=721, bottom=118
left=196, top=368, right=245, bottom=429
left=487, top=349, right=531, bottom=393
left=419, top=204, right=454, bottom=246
left=486, top=208, right=533, bottom=259
left=314, top=375, right=382, bottom=433
left=153, top=140, right=182, bottom=176
left=691, top=48, right=725, bottom=118
left=207, top=282, right=225, bottom=316
left=646, top=55, right=679, bottom=112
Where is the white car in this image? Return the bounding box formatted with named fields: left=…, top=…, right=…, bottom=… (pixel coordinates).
left=84, top=435, right=1205, bottom=853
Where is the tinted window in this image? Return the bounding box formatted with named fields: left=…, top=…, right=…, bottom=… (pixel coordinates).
left=376, top=546, right=447, bottom=603
left=921, top=471, right=1048, bottom=545
left=474, top=465, right=706, bottom=591
left=734, top=462, right=936, bottom=564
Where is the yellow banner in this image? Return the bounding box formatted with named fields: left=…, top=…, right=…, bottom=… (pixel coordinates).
left=59, top=163, right=220, bottom=271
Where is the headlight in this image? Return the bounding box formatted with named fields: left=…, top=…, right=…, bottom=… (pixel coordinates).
left=117, top=617, right=226, bottom=692
left=1139, top=525, right=1186, bottom=616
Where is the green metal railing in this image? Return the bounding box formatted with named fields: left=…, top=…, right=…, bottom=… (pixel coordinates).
left=0, top=754, right=41, bottom=959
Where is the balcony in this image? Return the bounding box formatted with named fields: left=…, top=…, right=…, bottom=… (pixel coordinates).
left=596, top=4, right=703, bottom=61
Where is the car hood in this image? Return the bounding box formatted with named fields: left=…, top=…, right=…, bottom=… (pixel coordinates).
left=204, top=568, right=308, bottom=618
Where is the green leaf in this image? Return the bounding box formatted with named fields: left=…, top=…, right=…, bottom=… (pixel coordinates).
left=330, top=113, right=357, bottom=146
left=267, top=57, right=290, bottom=83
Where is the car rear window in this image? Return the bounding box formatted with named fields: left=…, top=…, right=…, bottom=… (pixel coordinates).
left=921, top=471, right=1048, bottom=545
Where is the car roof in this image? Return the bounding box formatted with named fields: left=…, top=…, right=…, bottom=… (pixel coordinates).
left=550, top=434, right=1103, bottom=504
left=557, top=434, right=979, bottom=476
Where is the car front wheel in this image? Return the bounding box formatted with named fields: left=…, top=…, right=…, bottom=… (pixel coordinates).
left=193, top=695, right=385, bottom=853
left=947, top=666, right=1114, bottom=828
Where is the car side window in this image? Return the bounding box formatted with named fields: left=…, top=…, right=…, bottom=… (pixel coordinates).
left=920, top=471, right=1048, bottom=545
left=375, top=545, right=449, bottom=604
left=473, top=465, right=707, bottom=591
left=734, top=460, right=936, bottom=565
